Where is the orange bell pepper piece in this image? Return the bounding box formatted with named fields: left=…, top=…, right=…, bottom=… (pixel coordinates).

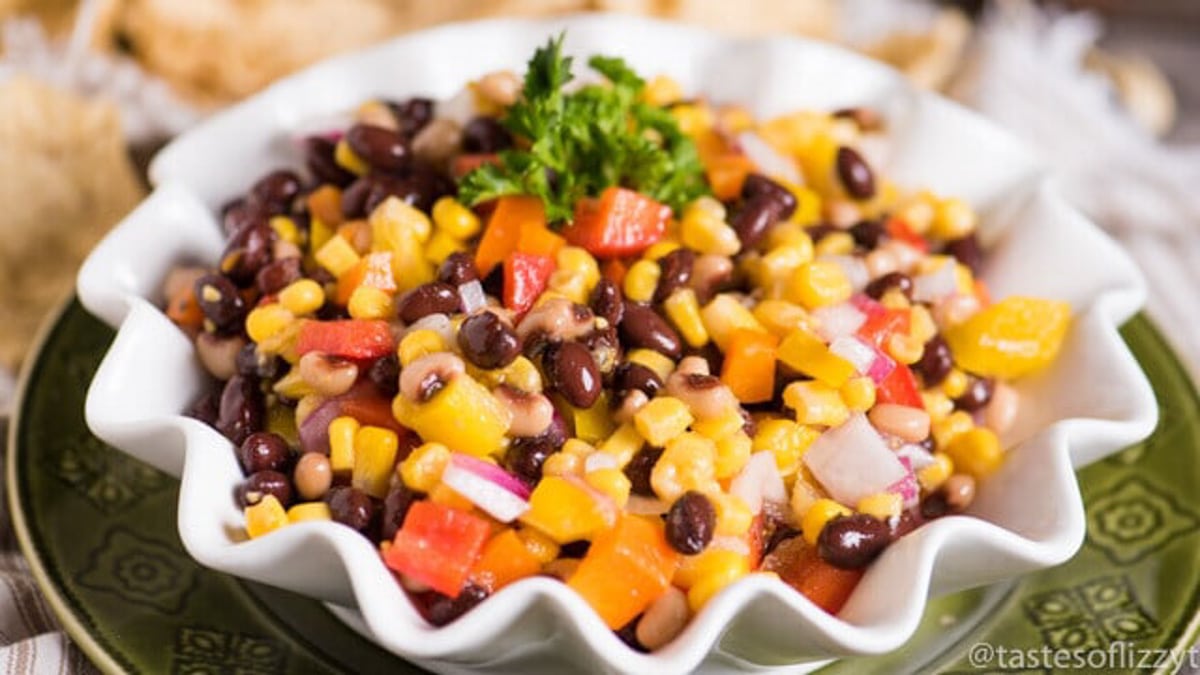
left=166, top=284, right=204, bottom=331
left=475, top=196, right=546, bottom=278
left=601, top=258, right=628, bottom=287
left=306, top=184, right=344, bottom=228
left=720, top=328, right=779, bottom=403
left=335, top=251, right=396, bottom=305
left=470, top=529, right=543, bottom=592
left=517, top=219, right=566, bottom=258
left=704, top=154, right=755, bottom=202
left=568, top=515, right=680, bottom=629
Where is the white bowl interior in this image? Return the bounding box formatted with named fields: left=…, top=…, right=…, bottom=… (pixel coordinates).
left=77, top=13, right=1157, bottom=674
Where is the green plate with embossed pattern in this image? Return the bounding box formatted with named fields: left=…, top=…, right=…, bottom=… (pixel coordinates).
left=7, top=299, right=1200, bottom=674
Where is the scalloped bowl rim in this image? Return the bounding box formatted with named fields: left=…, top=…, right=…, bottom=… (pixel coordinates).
left=76, top=13, right=1158, bottom=674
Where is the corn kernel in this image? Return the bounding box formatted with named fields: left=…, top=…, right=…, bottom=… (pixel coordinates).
left=545, top=270, right=590, bottom=305
left=922, top=390, right=955, bottom=422
left=521, top=475, right=615, bottom=543
left=542, top=451, right=583, bottom=477
left=801, top=498, right=852, bottom=546
left=642, top=74, right=684, bottom=107
left=941, top=369, right=969, bottom=399
left=245, top=304, right=295, bottom=344
left=701, top=294, right=766, bottom=352
left=680, top=202, right=740, bottom=256
left=917, top=453, right=954, bottom=492
left=692, top=408, right=744, bottom=441
left=931, top=197, right=977, bottom=240
left=493, top=356, right=543, bottom=393
left=334, top=138, right=369, bottom=176
left=627, top=349, right=676, bottom=381
left=880, top=288, right=911, bottom=310
left=788, top=260, right=852, bottom=309
left=556, top=246, right=600, bottom=289
left=686, top=552, right=749, bottom=612
left=432, top=197, right=481, bottom=240
left=398, top=442, right=450, bottom=492
left=671, top=103, right=715, bottom=137
left=714, top=432, right=753, bottom=479
left=857, top=492, right=903, bottom=521
left=563, top=439, right=596, bottom=458
left=675, top=547, right=745, bottom=590
left=909, top=304, right=937, bottom=344
left=370, top=195, right=432, bottom=244
left=623, top=260, right=661, bottom=303
left=642, top=240, right=681, bottom=261
left=348, top=285, right=394, bottom=320
left=327, top=416, right=360, bottom=474
left=777, top=328, right=855, bottom=387
left=886, top=332, right=924, bottom=365
left=288, top=502, right=333, bottom=523
left=517, top=528, right=561, bottom=563
left=718, top=105, right=755, bottom=133
left=897, top=192, right=936, bottom=234
left=651, top=432, right=719, bottom=502
left=634, top=396, right=694, bottom=447
left=245, top=495, right=289, bottom=539
left=814, top=231, right=854, bottom=257
left=309, top=215, right=334, bottom=252
left=710, top=492, right=754, bottom=537
left=784, top=381, right=849, bottom=428
left=278, top=279, right=325, bottom=316
left=753, top=419, right=819, bottom=477
left=315, top=235, right=362, bottom=277
left=398, top=329, right=446, bottom=366
left=756, top=242, right=814, bottom=298
left=944, top=427, right=1004, bottom=480
left=753, top=300, right=814, bottom=337
left=663, top=289, right=709, bottom=348
left=269, top=215, right=301, bottom=244
left=787, top=185, right=823, bottom=226
left=585, top=468, right=631, bottom=508
left=933, top=410, right=975, bottom=449
left=424, top=230, right=467, bottom=265
left=841, top=376, right=877, bottom=412
left=272, top=367, right=315, bottom=400
left=598, top=423, right=645, bottom=468
left=352, top=426, right=400, bottom=498
left=569, top=396, right=614, bottom=444
left=429, top=483, right=475, bottom=511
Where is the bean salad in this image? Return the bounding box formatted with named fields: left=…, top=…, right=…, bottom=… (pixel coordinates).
left=164, top=36, right=1071, bottom=650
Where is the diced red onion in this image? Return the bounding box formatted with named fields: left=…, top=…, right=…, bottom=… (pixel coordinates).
left=849, top=293, right=885, bottom=320
left=736, top=131, right=802, bottom=185
left=729, top=450, right=788, bottom=515
left=828, top=335, right=895, bottom=384
left=802, top=413, right=908, bottom=506
left=820, top=254, right=869, bottom=291
left=913, top=263, right=958, bottom=302
left=298, top=399, right=340, bottom=455
left=895, top=443, right=936, bottom=471
left=458, top=280, right=486, bottom=314
left=441, top=454, right=530, bottom=522
left=813, top=303, right=867, bottom=342
left=886, top=456, right=920, bottom=509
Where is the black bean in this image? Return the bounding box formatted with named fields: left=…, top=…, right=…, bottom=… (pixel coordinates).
left=918, top=435, right=935, bottom=453
left=742, top=174, right=797, bottom=220
left=664, top=491, right=716, bottom=554
left=461, top=116, right=513, bottom=154
left=345, top=123, right=409, bottom=173
left=619, top=303, right=682, bottom=359
left=944, top=234, right=982, bottom=275
left=589, top=278, right=624, bottom=326
left=806, top=223, right=838, bottom=243
left=817, top=513, right=891, bottom=569
left=613, top=362, right=663, bottom=398
left=505, top=437, right=557, bottom=487
left=194, top=274, right=246, bottom=333
left=836, top=146, right=876, bottom=199
left=216, top=374, right=263, bottom=445
left=424, top=583, right=488, bottom=627
left=389, top=97, right=435, bottom=138
left=740, top=408, right=758, bottom=437
left=396, top=282, right=461, bottom=323
left=235, top=343, right=284, bottom=380
left=457, top=312, right=521, bottom=369
left=185, top=388, right=221, bottom=426
left=364, top=171, right=451, bottom=214
left=850, top=219, right=886, bottom=250
left=222, top=199, right=269, bottom=236
left=326, top=486, right=376, bottom=532
left=250, top=170, right=302, bottom=214
left=624, top=446, right=662, bottom=496
left=237, top=470, right=292, bottom=507
left=731, top=195, right=784, bottom=249
left=380, top=484, right=420, bottom=542
left=616, top=617, right=649, bottom=653
left=255, top=257, right=303, bottom=295
left=654, top=248, right=695, bottom=303
left=220, top=222, right=275, bottom=286
left=920, top=493, right=952, bottom=520
left=913, top=335, right=953, bottom=386
left=437, top=252, right=479, bottom=286
left=864, top=272, right=914, bottom=301
left=304, top=136, right=356, bottom=187
left=955, top=376, right=994, bottom=412
left=340, top=176, right=376, bottom=219
left=544, top=341, right=602, bottom=409
left=367, top=353, right=400, bottom=398
left=238, top=432, right=291, bottom=474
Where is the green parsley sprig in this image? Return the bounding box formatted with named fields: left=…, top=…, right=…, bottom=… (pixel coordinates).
left=457, top=35, right=709, bottom=224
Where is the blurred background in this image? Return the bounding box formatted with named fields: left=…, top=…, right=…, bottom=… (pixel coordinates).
left=0, top=0, right=1197, bottom=391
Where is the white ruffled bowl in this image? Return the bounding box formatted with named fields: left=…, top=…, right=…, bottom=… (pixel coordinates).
left=77, top=13, right=1157, bottom=674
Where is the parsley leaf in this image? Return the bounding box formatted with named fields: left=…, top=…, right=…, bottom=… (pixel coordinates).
left=458, top=34, right=709, bottom=224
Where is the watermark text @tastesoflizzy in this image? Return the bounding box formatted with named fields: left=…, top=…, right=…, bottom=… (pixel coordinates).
left=967, top=641, right=1200, bottom=670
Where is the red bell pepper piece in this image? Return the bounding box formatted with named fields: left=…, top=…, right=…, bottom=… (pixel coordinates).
left=563, top=187, right=670, bottom=258
left=503, top=252, right=555, bottom=319
left=776, top=540, right=863, bottom=615
left=296, top=319, right=395, bottom=360
left=852, top=295, right=911, bottom=349
left=383, top=501, right=491, bottom=598
left=876, top=362, right=924, bottom=409
left=885, top=216, right=928, bottom=253
left=475, top=196, right=545, bottom=278
left=452, top=153, right=500, bottom=179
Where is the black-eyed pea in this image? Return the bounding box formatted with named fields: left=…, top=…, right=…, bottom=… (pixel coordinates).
left=196, top=332, right=246, bottom=381
left=613, top=390, right=650, bottom=425
left=635, top=587, right=689, bottom=650
left=868, top=403, right=931, bottom=442
left=298, top=352, right=359, bottom=397
left=294, top=452, right=333, bottom=501
left=399, top=352, right=466, bottom=402
left=493, top=386, right=554, bottom=437
left=411, top=118, right=462, bottom=167
left=984, top=382, right=1019, bottom=435
left=476, top=70, right=522, bottom=107
left=942, top=473, right=977, bottom=511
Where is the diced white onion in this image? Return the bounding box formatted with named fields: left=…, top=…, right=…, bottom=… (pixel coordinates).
left=820, top=254, right=870, bottom=291
left=458, top=280, right=487, bottom=314
left=441, top=464, right=530, bottom=523
left=802, top=413, right=908, bottom=506
left=813, top=303, right=867, bottom=342
left=729, top=450, right=788, bottom=515
left=737, top=131, right=802, bottom=186
left=913, top=262, right=958, bottom=302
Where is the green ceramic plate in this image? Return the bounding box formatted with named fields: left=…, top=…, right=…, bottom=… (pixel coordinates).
left=7, top=299, right=1200, bottom=674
